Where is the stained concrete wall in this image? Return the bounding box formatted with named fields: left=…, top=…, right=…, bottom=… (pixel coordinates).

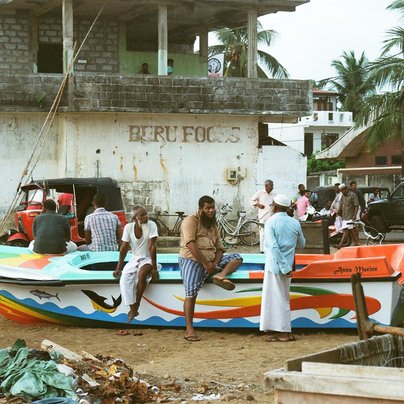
left=0, top=73, right=312, bottom=118
left=58, top=113, right=260, bottom=215
left=0, top=113, right=59, bottom=217
left=0, top=112, right=281, bottom=219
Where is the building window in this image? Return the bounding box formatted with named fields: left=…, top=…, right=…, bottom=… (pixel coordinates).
left=328, top=112, right=334, bottom=122
left=37, top=44, right=63, bottom=73
left=392, top=155, right=402, bottom=165
left=375, top=156, right=388, bottom=166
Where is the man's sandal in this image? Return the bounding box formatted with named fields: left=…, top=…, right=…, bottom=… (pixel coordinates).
left=184, top=334, right=201, bottom=342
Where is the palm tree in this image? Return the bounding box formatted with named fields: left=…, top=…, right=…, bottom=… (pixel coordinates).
left=318, top=50, right=376, bottom=119
left=355, top=0, right=404, bottom=155
left=208, top=22, right=289, bottom=79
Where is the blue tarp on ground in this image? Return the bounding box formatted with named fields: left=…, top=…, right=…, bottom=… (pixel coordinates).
left=0, top=340, right=75, bottom=401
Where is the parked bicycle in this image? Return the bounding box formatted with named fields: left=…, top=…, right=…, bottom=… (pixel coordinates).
left=149, top=211, right=186, bottom=237
left=216, top=204, right=260, bottom=246
left=331, top=219, right=386, bottom=247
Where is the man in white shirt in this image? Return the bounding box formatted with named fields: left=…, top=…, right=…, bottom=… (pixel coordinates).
left=113, top=205, right=158, bottom=322
left=250, top=179, right=276, bottom=253
left=331, top=183, right=343, bottom=231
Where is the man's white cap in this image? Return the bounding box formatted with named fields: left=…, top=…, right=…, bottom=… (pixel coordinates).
left=274, top=194, right=291, bottom=207
left=339, top=183, right=347, bottom=190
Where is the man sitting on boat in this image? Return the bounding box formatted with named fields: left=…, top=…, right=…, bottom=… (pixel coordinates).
left=29, top=199, right=77, bottom=254
left=113, top=205, right=159, bottom=322
left=78, top=193, right=122, bottom=252
left=179, top=195, right=243, bottom=342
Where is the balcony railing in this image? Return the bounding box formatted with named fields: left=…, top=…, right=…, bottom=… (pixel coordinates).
left=300, top=110, right=353, bottom=126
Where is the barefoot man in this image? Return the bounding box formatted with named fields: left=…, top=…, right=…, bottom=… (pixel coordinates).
left=114, top=205, right=158, bottom=322
left=179, top=195, right=243, bottom=341
left=260, top=195, right=305, bottom=342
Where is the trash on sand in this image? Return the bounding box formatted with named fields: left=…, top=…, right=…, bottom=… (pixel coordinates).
left=191, top=393, right=221, bottom=401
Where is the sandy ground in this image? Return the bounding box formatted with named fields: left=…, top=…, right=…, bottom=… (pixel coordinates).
left=0, top=316, right=358, bottom=403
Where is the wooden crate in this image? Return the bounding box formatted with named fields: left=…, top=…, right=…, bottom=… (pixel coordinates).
left=265, top=335, right=404, bottom=403
left=297, top=220, right=330, bottom=254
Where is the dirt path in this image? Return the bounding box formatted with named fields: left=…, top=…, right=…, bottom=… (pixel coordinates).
left=0, top=317, right=358, bottom=402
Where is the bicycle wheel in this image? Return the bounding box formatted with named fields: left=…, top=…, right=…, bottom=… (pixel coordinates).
left=220, top=219, right=239, bottom=242
left=239, top=220, right=260, bottom=246
left=172, top=217, right=185, bottom=236
left=149, top=218, right=165, bottom=236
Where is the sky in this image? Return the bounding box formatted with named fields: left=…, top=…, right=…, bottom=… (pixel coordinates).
left=257, top=0, right=400, bottom=81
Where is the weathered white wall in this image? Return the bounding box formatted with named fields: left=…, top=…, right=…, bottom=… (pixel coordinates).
left=1, top=112, right=307, bottom=225
left=268, top=122, right=306, bottom=153
left=0, top=113, right=59, bottom=217
left=256, top=145, right=307, bottom=200
left=59, top=113, right=260, bottom=215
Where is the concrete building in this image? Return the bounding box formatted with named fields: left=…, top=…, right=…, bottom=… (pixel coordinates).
left=267, top=89, right=353, bottom=155
left=316, top=123, right=402, bottom=190
left=0, top=0, right=311, bottom=218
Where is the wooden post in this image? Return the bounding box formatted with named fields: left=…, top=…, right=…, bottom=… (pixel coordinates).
left=30, top=14, right=38, bottom=73
left=199, top=28, right=208, bottom=66
left=247, top=9, right=257, bottom=78
left=401, top=87, right=404, bottom=177
left=62, top=0, right=74, bottom=108
left=351, top=273, right=404, bottom=339
left=158, top=5, right=168, bottom=76
left=62, top=0, right=74, bottom=75
left=351, top=273, right=372, bottom=340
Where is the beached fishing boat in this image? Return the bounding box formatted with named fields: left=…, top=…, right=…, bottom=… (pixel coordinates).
left=0, top=244, right=402, bottom=329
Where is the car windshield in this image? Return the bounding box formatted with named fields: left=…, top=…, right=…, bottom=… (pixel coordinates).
left=27, top=188, right=45, bottom=203
left=391, top=185, right=404, bottom=200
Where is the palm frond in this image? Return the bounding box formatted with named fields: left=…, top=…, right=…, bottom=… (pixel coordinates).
left=208, top=21, right=288, bottom=78
left=257, top=50, right=289, bottom=78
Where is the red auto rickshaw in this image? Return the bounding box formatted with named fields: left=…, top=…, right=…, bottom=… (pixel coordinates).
left=6, top=177, right=127, bottom=247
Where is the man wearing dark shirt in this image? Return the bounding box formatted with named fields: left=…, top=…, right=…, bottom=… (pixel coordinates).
left=29, top=199, right=77, bottom=254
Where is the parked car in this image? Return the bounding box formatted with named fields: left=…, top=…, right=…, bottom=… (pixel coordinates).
left=366, top=182, right=404, bottom=233
left=4, top=177, right=127, bottom=247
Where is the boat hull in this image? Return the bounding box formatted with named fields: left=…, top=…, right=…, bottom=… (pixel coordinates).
left=0, top=246, right=401, bottom=329
left=0, top=277, right=399, bottom=329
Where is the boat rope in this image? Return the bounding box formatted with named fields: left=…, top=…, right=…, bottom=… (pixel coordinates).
left=0, top=3, right=105, bottom=236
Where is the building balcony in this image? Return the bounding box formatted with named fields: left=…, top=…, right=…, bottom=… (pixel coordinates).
left=0, top=73, right=311, bottom=120
left=300, top=110, right=353, bottom=127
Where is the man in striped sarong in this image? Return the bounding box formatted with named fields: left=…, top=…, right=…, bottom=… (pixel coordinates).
left=179, top=195, right=242, bottom=342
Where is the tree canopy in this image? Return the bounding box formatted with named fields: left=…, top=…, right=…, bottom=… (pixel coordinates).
left=355, top=0, right=404, bottom=151
left=318, top=50, right=376, bottom=119
left=208, top=22, right=289, bottom=78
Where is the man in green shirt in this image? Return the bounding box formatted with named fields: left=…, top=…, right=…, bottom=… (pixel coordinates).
left=29, top=199, right=77, bottom=254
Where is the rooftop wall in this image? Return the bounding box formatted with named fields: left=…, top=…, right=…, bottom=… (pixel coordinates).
left=0, top=73, right=311, bottom=118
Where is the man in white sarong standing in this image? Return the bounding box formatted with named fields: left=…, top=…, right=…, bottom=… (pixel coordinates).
left=113, top=205, right=158, bottom=322
left=250, top=179, right=276, bottom=253
left=260, top=194, right=305, bottom=342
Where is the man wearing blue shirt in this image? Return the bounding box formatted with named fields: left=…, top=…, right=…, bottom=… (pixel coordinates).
left=260, top=194, right=305, bottom=342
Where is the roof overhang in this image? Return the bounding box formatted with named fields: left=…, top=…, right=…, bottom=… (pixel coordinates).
left=0, top=0, right=309, bottom=44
